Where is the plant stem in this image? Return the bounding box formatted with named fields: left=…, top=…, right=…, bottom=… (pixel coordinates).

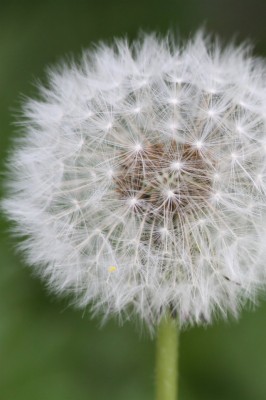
left=156, top=312, right=179, bottom=400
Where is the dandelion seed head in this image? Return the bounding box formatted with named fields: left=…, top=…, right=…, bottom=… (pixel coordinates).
left=2, top=31, right=266, bottom=330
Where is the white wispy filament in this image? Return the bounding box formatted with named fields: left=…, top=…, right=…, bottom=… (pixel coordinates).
left=3, top=32, right=266, bottom=328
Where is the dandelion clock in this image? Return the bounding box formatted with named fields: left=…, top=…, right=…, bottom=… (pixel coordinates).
left=2, top=31, right=266, bottom=399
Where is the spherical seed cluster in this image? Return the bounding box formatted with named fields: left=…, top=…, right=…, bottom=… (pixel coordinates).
left=3, top=32, right=266, bottom=328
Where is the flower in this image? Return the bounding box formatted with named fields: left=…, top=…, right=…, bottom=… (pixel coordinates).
left=2, top=31, right=266, bottom=329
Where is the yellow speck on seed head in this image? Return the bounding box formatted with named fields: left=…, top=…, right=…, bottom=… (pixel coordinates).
left=108, top=266, right=117, bottom=273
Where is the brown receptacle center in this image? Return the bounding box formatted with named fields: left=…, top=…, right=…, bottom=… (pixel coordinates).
left=114, top=140, right=212, bottom=219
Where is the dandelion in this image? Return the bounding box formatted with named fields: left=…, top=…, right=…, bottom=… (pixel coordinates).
left=2, top=31, right=266, bottom=399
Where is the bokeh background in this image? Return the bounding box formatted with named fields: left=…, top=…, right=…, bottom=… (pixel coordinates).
left=1, top=1, right=266, bottom=399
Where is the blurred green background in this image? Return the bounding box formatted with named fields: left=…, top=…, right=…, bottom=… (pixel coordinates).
left=1, top=1, right=266, bottom=399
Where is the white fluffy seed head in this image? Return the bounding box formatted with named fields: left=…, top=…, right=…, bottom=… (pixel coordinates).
left=2, top=31, right=266, bottom=331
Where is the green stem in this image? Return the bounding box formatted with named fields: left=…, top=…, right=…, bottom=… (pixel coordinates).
left=156, top=312, right=179, bottom=400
